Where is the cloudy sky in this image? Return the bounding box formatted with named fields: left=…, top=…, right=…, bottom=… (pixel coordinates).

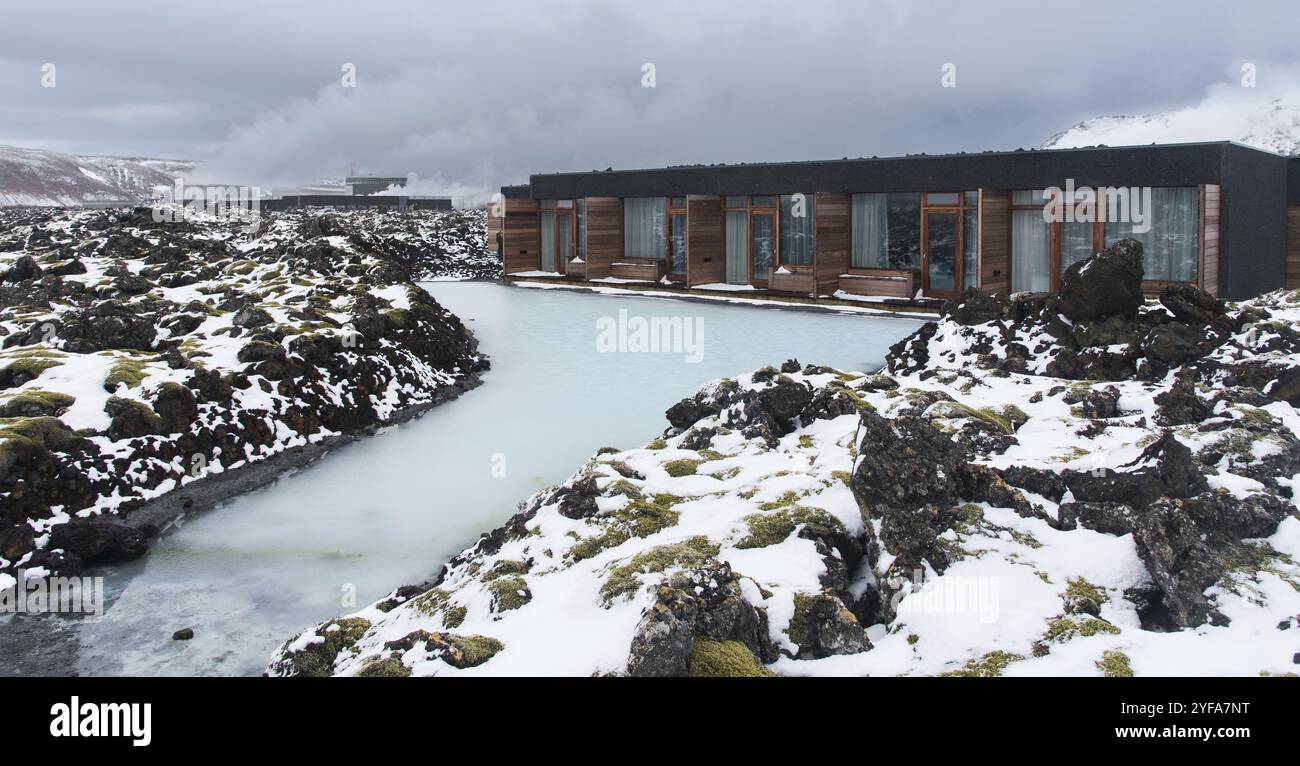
left=1, top=0, right=1298, bottom=200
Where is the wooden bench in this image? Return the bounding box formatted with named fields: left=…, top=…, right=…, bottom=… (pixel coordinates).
left=768, top=268, right=816, bottom=296
left=610, top=260, right=662, bottom=282
left=837, top=269, right=919, bottom=299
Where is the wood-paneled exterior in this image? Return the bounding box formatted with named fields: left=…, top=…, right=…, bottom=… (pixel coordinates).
left=978, top=189, right=1010, bottom=293
left=486, top=203, right=503, bottom=255
left=502, top=197, right=539, bottom=275
left=686, top=195, right=724, bottom=286
left=813, top=193, right=850, bottom=297
left=1201, top=184, right=1221, bottom=296
left=1288, top=204, right=1300, bottom=289
left=583, top=197, right=622, bottom=280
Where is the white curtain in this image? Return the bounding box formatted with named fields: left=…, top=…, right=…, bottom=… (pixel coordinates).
left=780, top=194, right=815, bottom=265
left=1104, top=187, right=1198, bottom=281
left=1012, top=209, right=1050, bottom=292
left=963, top=209, right=979, bottom=288
left=540, top=212, right=556, bottom=271
left=725, top=211, right=747, bottom=284
left=623, top=197, right=666, bottom=260
left=851, top=193, right=888, bottom=268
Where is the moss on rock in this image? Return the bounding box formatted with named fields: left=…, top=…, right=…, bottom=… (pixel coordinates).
left=487, top=576, right=532, bottom=612
left=942, top=650, right=1024, bottom=677
left=1096, top=650, right=1134, bottom=677
left=663, top=458, right=704, bottom=477
left=736, top=506, right=844, bottom=549
left=600, top=536, right=719, bottom=604
left=687, top=640, right=775, bottom=677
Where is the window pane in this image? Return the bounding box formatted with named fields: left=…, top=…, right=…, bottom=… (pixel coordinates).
left=927, top=192, right=959, bottom=206
left=853, top=192, right=920, bottom=269
left=540, top=212, right=556, bottom=271
left=1104, top=187, right=1198, bottom=281
left=1011, top=209, right=1050, bottom=292
left=780, top=194, right=815, bottom=265
left=556, top=199, right=574, bottom=208
left=669, top=214, right=687, bottom=273
left=726, top=211, right=748, bottom=284
left=963, top=209, right=979, bottom=288
left=558, top=216, right=573, bottom=262
left=623, top=197, right=667, bottom=260
left=1060, top=221, right=1093, bottom=277
left=539, top=199, right=557, bottom=209
left=927, top=213, right=957, bottom=292
left=752, top=214, right=775, bottom=279
left=575, top=200, right=586, bottom=260
left=1012, top=189, right=1050, bottom=205
left=725, top=196, right=748, bottom=209
left=964, top=191, right=980, bottom=206
left=669, top=197, right=687, bottom=209
left=751, top=195, right=776, bottom=208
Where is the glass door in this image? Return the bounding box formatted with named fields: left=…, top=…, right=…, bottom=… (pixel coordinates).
left=924, top=211, right=958, bottom=296
left=750, top=212, right=775, bottom=285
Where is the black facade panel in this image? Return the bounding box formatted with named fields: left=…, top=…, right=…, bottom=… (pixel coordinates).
left=1220, top=144, right=1289, bottom=299
left=1288, top=157, right=1300, bottom=204
left=528, top=143, right=1228, bottom=199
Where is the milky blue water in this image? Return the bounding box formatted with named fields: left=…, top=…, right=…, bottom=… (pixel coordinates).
left=72, top=283, right=924, bottom=676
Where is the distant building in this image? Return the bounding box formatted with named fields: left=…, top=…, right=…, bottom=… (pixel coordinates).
left=347, top=176, right=409, bottom=196
left=259, top=194, right=451, bottom=212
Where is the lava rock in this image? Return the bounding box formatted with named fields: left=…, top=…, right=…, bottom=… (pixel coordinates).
left=47, top=516, right=148, bottom=564
left=173, top=628, right=195, bottom=641
left=1058, top=239, right=1144, bottom=321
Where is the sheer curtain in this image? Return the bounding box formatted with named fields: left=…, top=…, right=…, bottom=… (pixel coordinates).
left=539, top=212, right=556, bottom=271
left=725, top=211, right=748, bottom=284
left=623, top=197, right=666, bottom=260
left=851, top=193, right=887, bottom=268
left=780, top=195, right=815, bottom=265
left=1012, top=210, right=1050, bottom=292
left=1105, top=187, right=1199, bottom=281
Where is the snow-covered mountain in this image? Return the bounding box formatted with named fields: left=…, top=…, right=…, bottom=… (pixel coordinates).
left=1042, top=95, right=1300, bottom=156
left=0, top=145, right=197, bottom=207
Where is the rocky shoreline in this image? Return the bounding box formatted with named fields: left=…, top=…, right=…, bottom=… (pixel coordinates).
left=268, top=240, right=1300, bottom=677
left=0, top=207, right=494, bottom=587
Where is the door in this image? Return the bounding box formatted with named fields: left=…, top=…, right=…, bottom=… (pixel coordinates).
left=668, top=213, right=687, bottom=276
left=750, top=213, right=775, bottom=285
left=725, top=211, right=748, bottom=284
left=924, top=211, right=958, bottom=296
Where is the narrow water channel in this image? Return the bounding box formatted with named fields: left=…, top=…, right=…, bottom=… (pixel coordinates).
left=64, top=283, right=924, bottom=676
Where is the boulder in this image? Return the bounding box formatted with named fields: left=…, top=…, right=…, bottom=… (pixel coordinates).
left=1058, top=239, right=1144, bottom=321
left=47, top=516, right=148, bottom=564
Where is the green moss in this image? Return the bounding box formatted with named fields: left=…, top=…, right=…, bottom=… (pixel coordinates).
left=797, top=434, right=814, bottom=449
left=605, top=479, right=644, bottom=500
left=687, top=640, right=775, bottom=677
left=757, top=490, right=801, bottom=511
left=929, top=400, right=1023, bottom=434
left=104, top=358, right=149, bottom=390
left=571, top=493, right=685, bottom=562
left=1096, top=650, right=1134, bottom=677
left=285, top=617, right=372, bottom=677
left=951, top=503, right=985, bottom=533
left=1, top=356, right=62, bottom=382
left=1064, top=577, right=1109, bottom=614
left=698, top=448, right=726, bottom=461
left=0, top=417, right=82, bottom=458
left=646, top=438, right=668, bottom=450
left=482, top=559, right=529, bottom=581
left=736, top=506, right=843, bottom=549
left=663, top=458, right=704, bottom=477
left=0, top=390, right=74, bottom=417
left=1043, top=616, right=1121, bottom=643
left=450, top=635, right=505, bottom=666
left=487, top=576, right=531, bottom=612
left=604, top=460, right=639, bottom=478
left=355, top=656, right=411, bottom=677
left=600, top=536, right=720, bottom=603
left=410, top=588, right=466, bottom=628
left=942, top=650, right=1025, bottom=677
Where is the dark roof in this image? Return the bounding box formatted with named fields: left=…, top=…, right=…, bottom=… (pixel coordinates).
left=521, top=141, right=1288, bottom=199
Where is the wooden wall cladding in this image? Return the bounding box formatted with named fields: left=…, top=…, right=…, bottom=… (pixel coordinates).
left=502, top=198, right=538, bottom=275
left=687, top=195, right=723, bottom=286
left=979, top=189, right=1010, bottom=293
left=1202, top=184, right=1221, bottom=296
left=584, top=197, right=623, bottom=280
left=1286, top=204, right=1300, bottom=290
left=813, top=193, right=850, bottom=296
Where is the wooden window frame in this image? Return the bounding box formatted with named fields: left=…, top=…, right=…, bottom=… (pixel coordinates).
left=537, top=202, right=576, bottom=275
left=665, top=196, right=688, bottom=281
left=920, top=191, right=980, bottom=298
left=1009, top=190, right=1105, bottom=293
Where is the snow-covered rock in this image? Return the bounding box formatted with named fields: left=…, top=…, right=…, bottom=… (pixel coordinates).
left=0, top=145, right=197, bottom=207
left=0, top=207, right=494, bottom=576
left=267, top=241, right=1300, bottom=677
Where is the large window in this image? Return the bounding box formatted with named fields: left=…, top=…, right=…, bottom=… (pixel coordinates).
left=851, top=193, right=921, bottom=269
left=779, top=194, right=815, bottom=265
left=623, top=197, right=666, bottom=260
left=1105, top=187, right=1199, bottom=282
left=1011, top=209, right=1050, bottom=292
left=667, top=197, right=687, bottom=275
left=575, top=199, right=586, bottom=261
